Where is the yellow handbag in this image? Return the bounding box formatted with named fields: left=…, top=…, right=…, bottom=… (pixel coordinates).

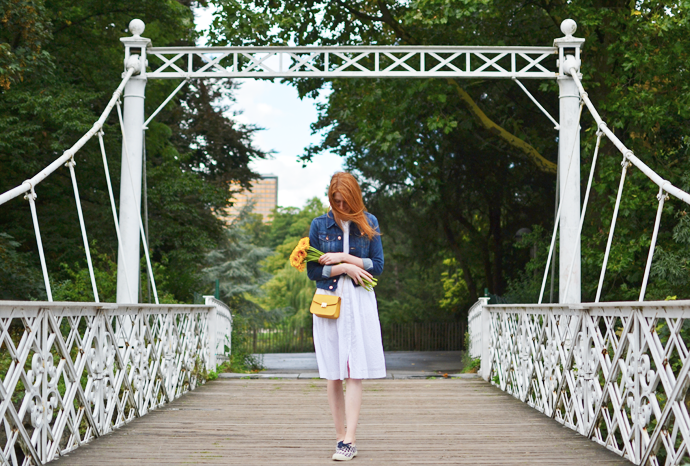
left=310, top=294, right=341, bottom=319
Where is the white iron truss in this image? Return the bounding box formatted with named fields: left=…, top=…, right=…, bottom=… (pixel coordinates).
left=0, top=297, right=230, bottom=466
left=470, top=300, right=690, bottom=466
left=145, top=46, right=557, bottom=80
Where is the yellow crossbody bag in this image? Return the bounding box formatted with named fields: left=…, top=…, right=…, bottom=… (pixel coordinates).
left=310, top=294, right=341, bottom=319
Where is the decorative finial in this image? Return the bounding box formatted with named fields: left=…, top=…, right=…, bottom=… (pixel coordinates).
left=129, top=19, right=145, bottom=37
left=560, top=19, right=577, bottom=37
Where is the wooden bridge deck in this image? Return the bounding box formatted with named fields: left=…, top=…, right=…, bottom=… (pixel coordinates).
left=53, top=378, right=632, bottom=465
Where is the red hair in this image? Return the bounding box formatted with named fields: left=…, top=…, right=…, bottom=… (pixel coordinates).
left=328, top=172, right=379, bottom=240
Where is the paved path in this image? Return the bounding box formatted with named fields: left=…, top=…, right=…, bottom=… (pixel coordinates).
left=53, top=378, right=632, bottom=465
left=227, top=351, right=466, bottom=378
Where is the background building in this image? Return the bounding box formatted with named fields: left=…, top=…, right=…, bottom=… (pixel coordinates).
left=223, top=175, right=278, bottom=223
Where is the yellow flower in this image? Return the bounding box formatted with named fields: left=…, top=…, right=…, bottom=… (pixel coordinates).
left=297, top=237, right=310, bottom=252
left=289, top=237, right=311, bottom=272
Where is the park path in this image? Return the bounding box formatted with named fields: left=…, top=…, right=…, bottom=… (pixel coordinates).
left=52, top=377, right=631, bottom=465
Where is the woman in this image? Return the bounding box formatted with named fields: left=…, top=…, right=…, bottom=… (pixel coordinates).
left=307, top=172, right=386, bottom=461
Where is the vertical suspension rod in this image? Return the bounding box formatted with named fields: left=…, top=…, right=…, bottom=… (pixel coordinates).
left=595, top=158, right=631, bottom=303
left=66, top=159, right=100, bottom=302
left=25, top=187, right=53, bottom=301
left=639, top=187, right=668, bottom=301
left=98, top=131, right=134, bottom=301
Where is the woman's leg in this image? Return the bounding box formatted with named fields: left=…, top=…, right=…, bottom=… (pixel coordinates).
left=327, top=379, right=346, bottom=441
left=343, top=378, right=362, bottom=445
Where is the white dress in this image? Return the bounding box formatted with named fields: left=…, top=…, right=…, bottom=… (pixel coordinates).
left=313, top=220, right=387, bottom=380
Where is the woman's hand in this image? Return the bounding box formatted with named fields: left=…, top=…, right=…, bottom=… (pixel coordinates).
left=340, top=263, right=373, bottom=286
left=319, top=252, right=346, bottom=265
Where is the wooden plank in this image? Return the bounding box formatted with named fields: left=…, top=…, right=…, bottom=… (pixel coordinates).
left=52, top=379, right=633, bottom=465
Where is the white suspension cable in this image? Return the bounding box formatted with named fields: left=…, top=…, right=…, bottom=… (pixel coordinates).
left=639, top=188, right=668, bottom=301
left=563, top=58, right=690, bottom=302
left=25, top=186, right=52, bottom=301
left=538, top=100, right=585, bottom=304
left=539, top=200, right=563, bottom=304
left=595, top=158, right=631, bottom=303
left=567, top=64, right=690, bottom=206
left=561, top=130, right=604, bottom=301
left=143, top=79, right=189, bottom=129
left=512, top=77, right=559, bottom=130
left=98, top=131, right=134, bottom=301
left=66, top=159, right=100, bottom=302
left=0, top=66, right=137, bottom=206
left=116, top=100, right=160, bottom=304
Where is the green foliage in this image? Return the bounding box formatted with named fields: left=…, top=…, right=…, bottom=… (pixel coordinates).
left=0, top=0, right=267, bottom=303
left=227, top=320, right=264, bottom=372
left=262, top=263, right=315, bottom=327
left=265, top=197, right=327, bottom=250
left=252, top=198, right=326, bottom=326
left=504, top=226, right=552, bottom=304
left=0, top=0, right=53, bottom=89
left=204, top=206, right=275, bottom=324
left=462, top=357, right=481, bottom=374
left=439, top=258, right=470, bottom=314
left=0, top=232, right=44, bottom=300
left=52, top=245, right=117, bottom=302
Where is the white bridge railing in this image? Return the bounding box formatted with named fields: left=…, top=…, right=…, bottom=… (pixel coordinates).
left=469, top=299, right=690, bottom=466
left=0, top=297, right=231, bottom=466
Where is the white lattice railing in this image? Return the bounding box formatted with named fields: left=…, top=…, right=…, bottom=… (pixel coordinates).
left=146, top=46, right=557, bottom=79
left=0, top=298, right=231, bottom=466
left=469, top=299, right=690, bottom=465
left=467, top=298, right=488, bottom=359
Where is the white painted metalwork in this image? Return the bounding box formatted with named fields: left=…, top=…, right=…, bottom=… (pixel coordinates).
left=115, top=99, right=159, bottom=304
left=67, top=159, right=100, bottom=303
left=467, top=299, right=485, bottom=359
left=538, top=100, right=584, bottom=304
left=596, top=157, right=630, bottom=303
left=0, top=58, right=142, bottom=304
left=470, top=299, right=690, bottom=465
left=145, top=46, right=558, bottom=80
left=143, top=79, right=189, bottom=129
left=0, top=65, right=137, bottom=207
left=25, top=188, right=52, bottom=303
left=554, top=22, right=585, bottom=305
left=512, top=77, right=559, bottom=130
left=205, top=296, right=233, bottom=366
left=561, top=130, right=603, bottom=302
left=640, top=189, right=669, bottom=302
left=98, top=131, right=134, bottom=301
left=0, top=299, right=230, bottom=465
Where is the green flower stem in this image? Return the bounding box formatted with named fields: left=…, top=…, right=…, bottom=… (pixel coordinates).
left=304, top=247, right=378, bottom=291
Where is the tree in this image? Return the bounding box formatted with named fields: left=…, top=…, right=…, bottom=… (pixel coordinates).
left=0, top=0, right=268, bottom=302
left=204, top=207, right=274, bottom=324
left=257, top=198, right=326, bottom=325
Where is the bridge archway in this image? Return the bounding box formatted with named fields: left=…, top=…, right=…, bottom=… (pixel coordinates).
left=117, top=17, right=584, bottom=306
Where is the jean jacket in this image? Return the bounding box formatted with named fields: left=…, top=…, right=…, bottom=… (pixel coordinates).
left=307, top=211, right=384, bottom=292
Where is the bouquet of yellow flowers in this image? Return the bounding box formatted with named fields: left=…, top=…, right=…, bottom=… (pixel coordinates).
left=290, top=237, right=378, bottom=291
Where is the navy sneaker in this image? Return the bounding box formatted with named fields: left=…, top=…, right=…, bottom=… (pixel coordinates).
left=332, top=441, right=357, bottom=461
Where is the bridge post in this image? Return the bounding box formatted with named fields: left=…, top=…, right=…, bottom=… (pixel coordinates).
left=554, top=20, right=585, bottom=304
left=478, top=297, right=491, bottom=381
left=117, top=20, right=150, bottom=303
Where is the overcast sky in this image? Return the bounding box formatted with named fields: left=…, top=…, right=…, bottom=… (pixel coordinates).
left=194, top=6, right=343, bottom=208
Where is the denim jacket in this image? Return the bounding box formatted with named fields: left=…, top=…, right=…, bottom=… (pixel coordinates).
left=307, top=211, right=384, bottom=292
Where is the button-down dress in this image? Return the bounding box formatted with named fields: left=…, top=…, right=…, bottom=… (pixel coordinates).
left=313, top=220, right=387, bottom=380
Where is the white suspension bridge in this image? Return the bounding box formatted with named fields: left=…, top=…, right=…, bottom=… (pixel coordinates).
left=0, top=18, right=688, bottom=465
